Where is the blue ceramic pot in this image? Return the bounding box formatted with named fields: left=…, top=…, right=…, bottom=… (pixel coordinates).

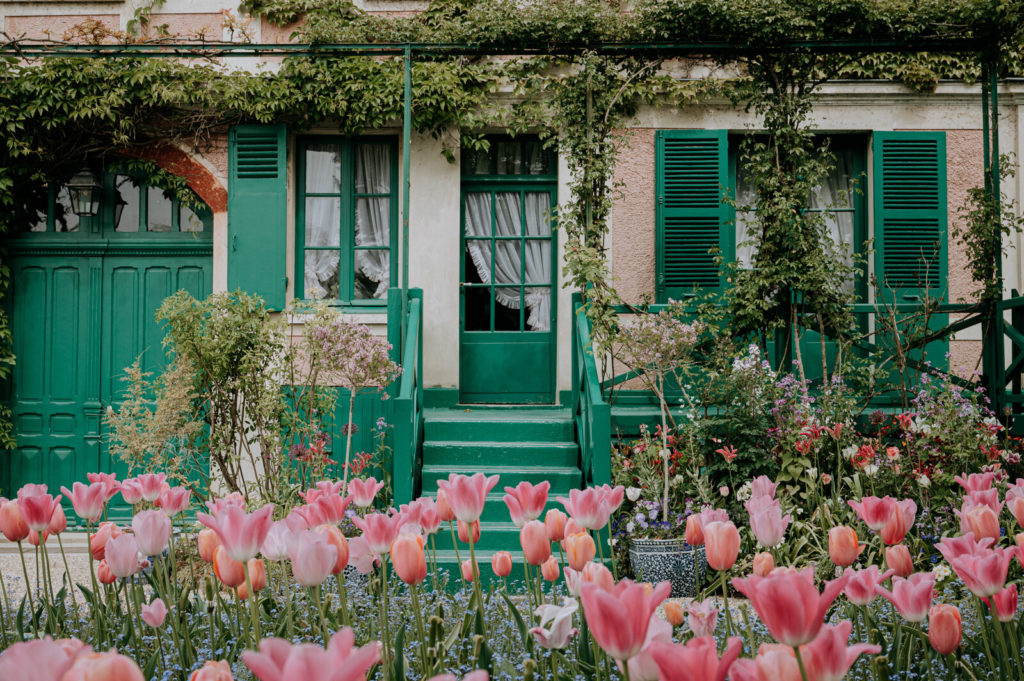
left=628, top=537, right=706, bottom=597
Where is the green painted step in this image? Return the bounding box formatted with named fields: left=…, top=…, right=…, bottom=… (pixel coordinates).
left=420, top=465, right=583, bottom=493
left=424, top=407, right=573, bottom=441
left=422, top=441, right=579, bottom=467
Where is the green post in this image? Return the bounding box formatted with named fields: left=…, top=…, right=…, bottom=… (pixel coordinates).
left=402, top=46, right=412, bottom=290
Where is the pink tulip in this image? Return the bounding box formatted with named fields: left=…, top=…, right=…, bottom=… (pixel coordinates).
left=90, top=521, right=122, bottom=560
left=962, top=488, right=1004, bottom=516
left=299, top=480, right=344, bottom=503
left=408, top=497, right=441, bottom=534
left=541, top=556, right=560, bottom=581
left=579, top=579, right=671, bottom=661
left=314, top=524, right=350, bottom=574
left=347, top=536, right=379, bottom=574
left=0, top=499, right=29, bottom=542
left=557, top=487, right=613, bottom=531
left=214, top=546, right=245, bottom=588
left=134, top=473, right=168, bottom=503
left=1007, top=478, right=1024, bottom=502
left=156, top=486, right=192, bottom=516
left=620, top=614, right=671, bottom=681
left=881, top=507, right=908, bottom=545
left=205, top=493, right=246, bottom=514
left=16, top=484, right=62, bottom=532
left=599, top=484, right=625, bottom=511
left=391, top=534, right=427, bottom=585
left=746, top=497, right=790, bottom=549
left=492, top=550, right=512, bottom=577
left=800, top=621, right=881, bottom=681
left=935, top=532, right=994, bottom=562
left=729, top=644, right=800, bottom=681
left=750, top=475, right=779, bottom=499
left=875, top=572, right=935, bottom=622
left=848, top=496, right=895, bottom=532
left=752, top=551, right=775, bottom=577
left=287, top=530, right=338, bottom=587
left=647, top=636, right=743, bottom=681
left=0, top=636, right=91, bottom=681
left=564, top=531, right=596, bottom=571
left=87, top=472, right=121, bottom=501
left=435, top=490, right=455, bottom=523
left=530, top=599, right=579, bottom=650
left=732, top=568, right=849, bottom=646
left=132, top=509, right=171, bottom=557
left=48, top=504, right=66, bottom=535
left=61, top=482, right=108, bottom=523
left=1009, top=496, right=1024, bottom=529
left=519, top=519, right=551, bottom=566
left=97, top=560, right=116, bottom=585
left=929, top=604, right=962, bottom=655
left=704, top=521, right=740, bottom=571
left=348, top=477, right=385, bottom=508
left=105, top=533, right=142, bottom=579
left=955, top=471, right=997, bottom=493
left=504, top=481, right=550, bottom=527
left=828, top=526, right=862, bottom=568
left=963, top=505, right=1001, bottom=543
left=945, top=544, right=1014, bottom=598
left=352, top=512, right=401, bottom=556
left=582, top=561, right=615, bottom=591
left=843, top=566, right=894, bottom=606
left=119, top=479, right=145, bottom=506
left=190, top=660, right=234, bottom=681
left=686, top=598, right=719, bottom=637
left=197, top=503, right=275, bottom=563
left=458, top=519, right=481, bottom=544
left=461, top=558, right=477, bottom=582
left=242, top=628, right=380, bottom=681
left=984, top=583, right=1018, bottom=622
left=61, top=650, right=145, bottom=681
left=260, top=520, right=296, bottom=562
left=141, top=598, right=167, bottom=628
left=435, top=473, right=499, bottom=523
left=685, top=514, right=704, bottom=546
left=885, top=544, right=914, bottom=577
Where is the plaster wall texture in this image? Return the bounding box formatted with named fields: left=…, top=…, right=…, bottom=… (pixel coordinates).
left=4, top=12, right=118, bottom=38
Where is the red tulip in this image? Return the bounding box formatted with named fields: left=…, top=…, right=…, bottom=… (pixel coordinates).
left=564, top=531, right=596, bottom=571
left=348, top=477, right=385, bottom=508
left=198, top=528, right=222, bottom=563
left=928, top=604, right=961, bottom=654
left=545, top=509, right=568, bottom=542
left=132, top=509, right=171, bottom=557
left=61, top=650, right=145, bottom=681
left=436, top=473, right=499, bottom=524
left=752, top=551, right=774, bottom=577
left=491, top=550, right=512, bottom=577
left=62, top=482, right=108, bottom=523
left=214, top=545, right=245, bottom=588
left=843, top=566, right=894, bottom=606
left=287, top=530, right=338, bottom=587
left=16, top=484, right=62, bottom=532
left=458, top=519, right=481, bottom=544
left=352, top=512, right=402, bottom=556
left=848, top=496, right=895, bottom=532
left=0, top=499, right=29, bottom=542
left=190, top=660, right=234, bottom=681
left=504, top=481, right=550, bottom=527
left=579, top=578, right=671, bottom=661
left=704, top=521, right=740, bottom=571
left=391, top=534, right=427, bottom=585
left=828, top=526, right=861, bottom=567
left=684, top=514, right=704, bottom=546
left=520, top=519, right=551, bottom=566
left=237, top=559, right=267, bottom=599
left=732, top=568, right=849, bottom=646
left=461, top=558, right=477, bottom=582
left=156, top=486, right=192, bottom=516
left=885, top=544, right=914, bottom=577
left=242, top=628, right=380, bottom=681
left=141, top=598, right=167, bottom=628
left=875, top=572, right=935, bottom=622
left=647, top=636, right=743, bottom=681
left=315, top=524, right=350, bottom=574
left=557, top=487, right=612, bottom=531
left=197, top=503, right=275, bottom=563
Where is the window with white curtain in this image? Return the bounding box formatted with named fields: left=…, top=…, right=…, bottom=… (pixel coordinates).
left=297, top=137, right=396, bottom=303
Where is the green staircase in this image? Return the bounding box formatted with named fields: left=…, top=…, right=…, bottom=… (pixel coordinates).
left=420, top=406, right=581, bottom=580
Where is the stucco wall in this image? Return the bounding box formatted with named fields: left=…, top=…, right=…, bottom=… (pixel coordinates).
left=611, top=129, right=657, bottom=306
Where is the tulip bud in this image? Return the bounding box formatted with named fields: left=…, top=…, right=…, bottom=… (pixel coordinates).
left=458, top=519, right=481, bottom=545
left=189, top=660, right=234, bottom=681
left=541, top=556, right=560, bottom=582
left=563, top=532, right=596, bottom=571
left=828, top=526, right=861, bottom=567
left=391, top=534, right=427, bottom=586
left=752, top=551, right=774, bottom=576
left=545, top=509, right=568, bottom=543
left=704, top=521, right=740, bottom=572
left=964, top=505, right=1000, bottom=543
left=461, top=558, right=477, bottom=583
left=520, top=520, right=551, bottom=566
left=237, top=559, right=267, bottom=600
left=885, top=544, right=913, bottom=578
left=491, top=550, right=513, bottom=577
left=48, top=504, right=67, bottom=535
left=198, top=528, right=221, bottom=563
left=214, top=545, right=245, bottom=588
left=97, top=559, right=116, bottom=585
left=928, top=604, right=961, bottom=655
left=0, top=500, right=29, bottom=542
left=664, top=601, right=685, bottom=627
left=685, top=514, right=704, bottom=546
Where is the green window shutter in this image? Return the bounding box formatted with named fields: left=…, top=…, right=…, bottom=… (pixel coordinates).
left=656, top=130, right=729, bottom=302
left=873, top=131, right=947, bottom=302
left=228, top=124, right=287, bottom=310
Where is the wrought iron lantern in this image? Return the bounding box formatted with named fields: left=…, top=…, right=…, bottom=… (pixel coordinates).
left=66, top=168, right=102, bottom=217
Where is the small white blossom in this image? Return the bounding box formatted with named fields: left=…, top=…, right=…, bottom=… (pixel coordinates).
left=626, top=487, right=642, bottom=502
left=806, top=467, right=818, bottom=479
left=917, top=475, right=931, bottom=488
left=626, top=522, right=635, bottom=533
left=841, top=445, right=858, bottom=460
left=672, top=474, right=685, bottom=486
left=864, top=464, right=879, bottom=477
left=932, top=564, right=951, bottom=581
left=736, top=481, right=752, bottom=502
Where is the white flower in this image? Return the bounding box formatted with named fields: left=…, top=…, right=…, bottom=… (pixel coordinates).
left=531, top=599, right=579, bottom=649
left=736, top=481, right=752, bottom=502
left=660, top=448, right=671, bottom=461
left=806, top=467, right=818, bottom=479
left=626, top=487, right=642, bottom=502
left=864, top=464, right=879, bottom=477
left=626, top=522, right=635, bottom=533
left=932, top=564, right=951, bottom=581
left=917, top=475, right=931, bottom=488
left=673, top=474, right=685, bottom=486
left=841, top=445, right=858, bottom=460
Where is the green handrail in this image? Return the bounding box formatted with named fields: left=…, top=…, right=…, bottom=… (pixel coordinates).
left=572, top=293, right=611, bottom=487
left=392, top=289, right=423, bottom=506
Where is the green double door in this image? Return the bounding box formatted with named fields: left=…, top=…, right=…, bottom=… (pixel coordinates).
left=3, top=218, right=211, bottom=504
left=460, top=185, right=557, bottom=403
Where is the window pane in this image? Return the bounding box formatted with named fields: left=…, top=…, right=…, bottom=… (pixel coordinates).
left=354, top=143, right=390, bottom=193
left=180, top=204, right=204, bottom=232
left=304, top=251, right=339, bottom=300
left=355, top=198, right=390, bottom=246
left=525, top=287, right=550, bottom=331
left=495, top=141, right=522, bottom=175
left=495, top=241, right=522, bottom=285
left=809, top=150, right=857, bottom=210
left=464, top=287, right=491, bottom=330
left=354, top=251, right=390, bottom=299
left=54, top=186, right=80, bottom=233
left=305, top=197, right=340, bottom=247
left=524, top=140, right=551, bottom=175
left=494, top=287, right=522, bottom=330
left=147, top=187, right=173, bottom=232
left=305, top=143, right=342, bottom=193
left=461, top=147, right=491, bottom=175
left=114, top=175, right=140, bottom=232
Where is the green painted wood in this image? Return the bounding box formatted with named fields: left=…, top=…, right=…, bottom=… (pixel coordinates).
left=228, top=124, right=288, bottom=310
left=656, top=130, right=730, bottom=302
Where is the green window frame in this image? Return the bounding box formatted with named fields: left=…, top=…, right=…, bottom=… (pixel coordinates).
left=295, top=136, right=399, bottom=305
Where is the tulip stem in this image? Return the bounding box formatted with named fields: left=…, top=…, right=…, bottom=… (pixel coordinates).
left=448, top=521, right=464, bottom=582
left=720, top=571, right=732, bottom=638
left=243, top=562, right=262, bottom=643
left=989, top=604, right=1014, bottom=675
left=56, top=534, right=78, bottom=614
left=17, top=542, right=37, bottom=636
left=154, top=625, right=168, bottom=676
left=381, top=560, right=394, bottom=681
left=794, top=645, right=810, bottom=681
left=973, top=596, right=998, bottom=675
left=429, top=534, right=439, bottom=593
left=410, top=582, right=429, bottom=675
left=605, top=525, right=618, bottom=580
left=337, top=572, right=350, bottom=627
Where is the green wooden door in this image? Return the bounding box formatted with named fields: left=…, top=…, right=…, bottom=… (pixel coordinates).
left=460, top=186, right=557, bottom=403
left=2, top=175, right=212, bottom=503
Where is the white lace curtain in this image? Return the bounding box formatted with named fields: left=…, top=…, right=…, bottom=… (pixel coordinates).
left=465, top=192, right=551, bottom=331
left=303, top=142, right=390, bottom=300
left=735, top=150, right=857, bottom=293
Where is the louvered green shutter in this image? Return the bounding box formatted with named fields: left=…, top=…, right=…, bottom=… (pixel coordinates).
left=873, top=131, right=947, bottom=301
left=228, top=124, right=287, bottom=310
left=656, top=130, right=729, bottom=302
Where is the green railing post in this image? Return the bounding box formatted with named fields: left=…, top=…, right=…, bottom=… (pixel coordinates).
left=392, top=292, right=422, bottom=507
